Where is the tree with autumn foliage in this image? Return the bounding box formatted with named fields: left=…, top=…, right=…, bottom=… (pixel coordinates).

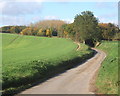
left=37, top=28, right=46, bottom=36
left=99, top=23, right=119, bottom=40
left=46, top=29, right=52, bottom=37
left=1, top=26, right=26, bottom=33
left=9, top=26, right=16, bottom=33
left=20, top=27, right=32, bottom=35
left=33, top=20, right=66, bottom=37
left=60, top=24, right=74, bottom=39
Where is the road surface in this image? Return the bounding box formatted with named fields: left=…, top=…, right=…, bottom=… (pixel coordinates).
left=20, top=48, right=106, bottom=94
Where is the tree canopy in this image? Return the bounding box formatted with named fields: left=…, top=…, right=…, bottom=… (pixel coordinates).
left=74, top=11, right=100, bottom=43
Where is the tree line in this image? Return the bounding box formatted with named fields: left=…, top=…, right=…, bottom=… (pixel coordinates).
left=60, top=11, right=119, bottom=46
left=0, top=20, right=66, bottom=37
left=0, top=11, right=119, bottom=46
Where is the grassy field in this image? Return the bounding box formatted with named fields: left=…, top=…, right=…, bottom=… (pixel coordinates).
left=96, top=41, right=118, bottom=94
left=2, top=33, right=95, bottom=94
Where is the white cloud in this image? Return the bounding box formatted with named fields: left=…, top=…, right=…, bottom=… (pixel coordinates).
left=34, top=0, right=119, bottom=2
left=31, top=16, right=42, bottom=23
left=0, top=0, right=43, bottom=26
left=0, top=1, right=42, bottom=16
left=0, top=15, right=30, bottom=26
left=62, top=18, right=74, bottom=23
left=99, top=17, right=118, bottom=24
left=0, top=1, right=6, bottom=9
left=97, top=13, right=118, bottom=24
left=16, top=0, right=43, bottom=2
left=44, top=16, right=59, bottom=20
left=95, top=2, right=118, bottom=9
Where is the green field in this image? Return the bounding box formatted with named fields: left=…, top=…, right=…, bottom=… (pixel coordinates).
left=96, top=41, right=118, bottom=94
left=2, top=33, right=94, bottom=94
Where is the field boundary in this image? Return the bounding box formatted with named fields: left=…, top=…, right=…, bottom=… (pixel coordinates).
left=75, top=42, right=81, bottom=51
left=8, top=35, right=20, bottom=45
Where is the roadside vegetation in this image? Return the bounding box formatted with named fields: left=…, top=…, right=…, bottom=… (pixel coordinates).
left=2, top=33, right=95, bottom=95
left=96, top=41, right=118, bottom=94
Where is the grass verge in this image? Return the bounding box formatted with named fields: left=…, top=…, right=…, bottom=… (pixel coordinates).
left=95, top=41, right=118, bottom=94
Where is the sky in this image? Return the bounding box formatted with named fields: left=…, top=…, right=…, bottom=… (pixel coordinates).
left=0, top=0, right=119, bottom=27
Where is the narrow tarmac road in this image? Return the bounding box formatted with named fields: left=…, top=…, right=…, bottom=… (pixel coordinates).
left=20, top=48, right=106, bottom=94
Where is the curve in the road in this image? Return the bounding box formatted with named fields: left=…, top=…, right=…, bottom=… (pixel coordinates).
left=19, top=48, right=106, bottom=94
